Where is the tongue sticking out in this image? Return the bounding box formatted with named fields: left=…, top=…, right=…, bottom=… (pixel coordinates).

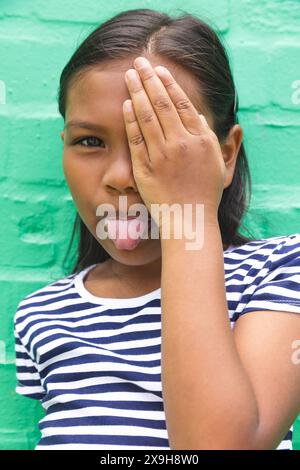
left=105, top=217, right=149, bottom=251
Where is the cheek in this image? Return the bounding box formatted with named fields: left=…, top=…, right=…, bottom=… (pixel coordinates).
left=63, top=150, right=90, bottom=189
left=62, top=151, right=80, bottom=200
left=62, top=151, right=105, bottom=231
left=62, top=151, right=91, bottom=209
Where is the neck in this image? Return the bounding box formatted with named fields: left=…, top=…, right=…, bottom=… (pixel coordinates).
left=109, top=257, right=162, bottom=281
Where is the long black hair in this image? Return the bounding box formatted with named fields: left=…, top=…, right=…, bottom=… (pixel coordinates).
left=57, top=8, right=256, bottom=275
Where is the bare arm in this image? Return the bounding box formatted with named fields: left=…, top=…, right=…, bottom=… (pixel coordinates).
left=160, top=215, right=260, bottom=449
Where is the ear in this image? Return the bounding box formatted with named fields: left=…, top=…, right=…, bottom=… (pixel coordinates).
left=220, top=124, right=243, bottom=189
left=60, top=131, right=65, bottom=142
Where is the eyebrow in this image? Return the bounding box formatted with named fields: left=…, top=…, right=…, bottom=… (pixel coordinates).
left=64, top=120, right=108, bottom=131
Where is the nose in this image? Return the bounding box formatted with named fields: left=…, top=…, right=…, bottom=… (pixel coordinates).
left=102, top=147, right=138, bottom=194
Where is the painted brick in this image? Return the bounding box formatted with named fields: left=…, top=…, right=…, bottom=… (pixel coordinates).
left=0, top=39, right=71, bottom=104
left=0, top=113, right=9, bottom=175
left=0, top=194, right=55, bottom=267
left=231, top=45, right=273, bottom=109
left=0, top=365, right=43, bottom=450
left=239, top=119, right=300, bottom=185
left=0, top=0, right=229, bottom=31
left=244, top=193, right=300, bottom=240
left=230, top=44, right=300, bottom=110
left=267, top=44, right=300, bottom=109
left=5, top=110, right=64, bottom=183
left=237, top=0, right=300, bottom=33
left=0, top=430, right=38, bottom=450
left=0, top=3, right=36, bottom=19
left=0, top=17, right=87, bottom=44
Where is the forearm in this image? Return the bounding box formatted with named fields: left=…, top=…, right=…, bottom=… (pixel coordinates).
left=160, top=214, right=260, bottom=449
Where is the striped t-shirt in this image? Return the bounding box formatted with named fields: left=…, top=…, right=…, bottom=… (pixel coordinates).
left=14, top=232, right=300, bottom=450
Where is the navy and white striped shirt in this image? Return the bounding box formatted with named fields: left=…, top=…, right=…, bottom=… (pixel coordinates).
left=14, top=233, right=300, bottom=450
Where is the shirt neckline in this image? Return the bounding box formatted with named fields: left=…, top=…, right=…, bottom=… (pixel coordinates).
left=74, top=263, right=161, bottom=307
left=74, top=244, right=235, bottom=307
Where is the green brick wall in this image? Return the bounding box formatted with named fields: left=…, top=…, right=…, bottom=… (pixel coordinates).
left=0, top=0, right=299, bottom=450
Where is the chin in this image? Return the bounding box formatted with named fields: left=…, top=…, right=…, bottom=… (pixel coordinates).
left=101, top=238, right=162, bottom=266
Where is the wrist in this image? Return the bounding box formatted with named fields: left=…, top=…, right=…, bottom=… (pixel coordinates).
left=158, top=206, right=219, bottom=252
left=158, top=205, right=219, bottom=237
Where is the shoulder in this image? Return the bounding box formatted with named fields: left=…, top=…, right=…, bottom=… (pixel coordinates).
left=225, top=232, right=300, bottom=270
left=13, top=270, right=78, bottom=330
left=226, top=233, right=300, bottom=322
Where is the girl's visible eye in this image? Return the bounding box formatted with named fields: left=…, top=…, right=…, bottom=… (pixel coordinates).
left=74, top=136, right=105, bottom=148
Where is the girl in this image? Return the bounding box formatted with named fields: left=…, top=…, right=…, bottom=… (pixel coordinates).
left=14, top=8, right=300, bottom=450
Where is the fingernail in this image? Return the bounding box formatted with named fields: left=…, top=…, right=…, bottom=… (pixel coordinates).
left=134, top=57, right=149, bottom=69
left=125, top=69, right=142, bottom=87
left=123, top=100, right=133, bottom=113
left=154, top=66, right=169, bottom=76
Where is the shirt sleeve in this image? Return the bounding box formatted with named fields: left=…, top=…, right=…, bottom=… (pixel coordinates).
left=14, top=323, right=46, bottom=401
left=239, top=233, right=300, bottom=316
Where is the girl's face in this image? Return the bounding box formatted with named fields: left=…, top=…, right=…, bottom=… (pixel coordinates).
left=61, top=55, right=212, bottom=267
